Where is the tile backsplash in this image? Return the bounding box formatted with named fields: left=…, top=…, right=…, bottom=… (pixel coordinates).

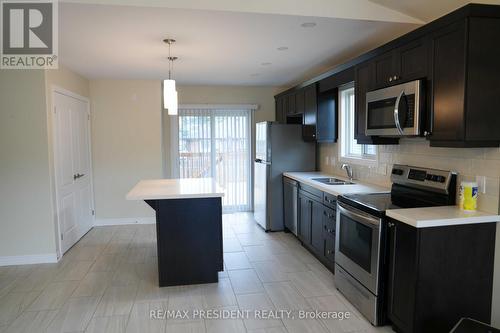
left=318, top=138, right=500, bottom=214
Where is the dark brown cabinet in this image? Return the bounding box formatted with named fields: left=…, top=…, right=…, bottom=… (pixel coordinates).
left=302, top=85, right=318, bottom=141
left=275, top=96, right=286, bottom=124
left=428, top=18, right=500, bottom=147
left=354, top=63, right=398, bottom=145
left=387, top=219, right=496, bottom=333
left=296, top=184, right=336, bottom=272
left=295, top=89, right=305, bottom=115
left=287, top=93, right=297, bottom=116
left=310, top=200, right=324, bottom=254
left=275, top=83, right=337, bottom=142
left=373, top=51, right=396, bottom=89
left=373, top=38, right=429, bottom=90
left=354, top=61, right=374, bottom=144
left=398, top=38, right=429, bottom=83
left=298, top=194, right=312, bottom=244
left=277, top=5, right=500, bottom=148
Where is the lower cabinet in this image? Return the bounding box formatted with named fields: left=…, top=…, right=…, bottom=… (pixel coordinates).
left=298, top=185, right=336, bottom=272
left=298, top=194, right=312, bottom=244
left=310, top=200, right=324, bottom=253
left=387, top=218, right=496, bottom=333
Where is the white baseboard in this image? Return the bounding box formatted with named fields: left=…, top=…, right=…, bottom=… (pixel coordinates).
left=0, top=253, right=58, bottom=267
left=94, top=217, right=155, bottom=226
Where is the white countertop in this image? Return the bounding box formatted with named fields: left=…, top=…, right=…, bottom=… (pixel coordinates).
left=126, top=178, right=224, bottom=200
left=283, top=172, right=389, bottom=197
left=386, top=206, right=500, bottom=228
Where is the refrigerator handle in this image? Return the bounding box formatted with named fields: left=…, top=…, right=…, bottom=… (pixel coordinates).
left=255, top=159, right=271, bottom=165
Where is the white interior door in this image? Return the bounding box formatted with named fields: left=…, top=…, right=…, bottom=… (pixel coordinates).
left=53, top=91, right=94, bottom=254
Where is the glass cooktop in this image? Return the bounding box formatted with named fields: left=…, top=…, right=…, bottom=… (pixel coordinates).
left=338, top=193, right=402, bottom=217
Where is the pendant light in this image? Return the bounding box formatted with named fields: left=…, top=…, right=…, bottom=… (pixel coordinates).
left=163, top=38, right=178, bottom=115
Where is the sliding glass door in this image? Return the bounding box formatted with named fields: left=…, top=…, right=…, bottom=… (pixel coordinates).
left=176, top=108, right=252, bottom=212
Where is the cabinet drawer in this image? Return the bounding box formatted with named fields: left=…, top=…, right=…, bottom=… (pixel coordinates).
left=299, top=183, right=323, bottom=201
left=324, top=236, right=335, bottom=263
left=323, top=192, right=337, bottom=208
left=323, top=207, right=336, bottom=238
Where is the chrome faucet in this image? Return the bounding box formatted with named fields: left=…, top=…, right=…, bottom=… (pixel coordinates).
left=341, top=163, right=353, bottom=182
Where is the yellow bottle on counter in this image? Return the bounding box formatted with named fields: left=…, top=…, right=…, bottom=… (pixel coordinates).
left=459, top=181, right=478, bottom=212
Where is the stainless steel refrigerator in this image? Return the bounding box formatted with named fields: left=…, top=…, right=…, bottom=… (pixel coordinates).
left=253, top=122, right=316, bottom=231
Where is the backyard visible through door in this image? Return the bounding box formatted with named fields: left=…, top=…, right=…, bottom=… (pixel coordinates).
left=176, top=109, right=252, bottom=212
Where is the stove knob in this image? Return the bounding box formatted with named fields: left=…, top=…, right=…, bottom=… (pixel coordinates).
left=426, top=174, right=433, bottom=180
left=392, top=168, right=404, bottom=175
left=431, top=175, right=439, bottom=182
left=436, top=176, right=446, bottom=183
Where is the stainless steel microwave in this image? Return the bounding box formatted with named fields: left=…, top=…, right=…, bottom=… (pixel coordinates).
left=365, top=79, right=423, bottom=137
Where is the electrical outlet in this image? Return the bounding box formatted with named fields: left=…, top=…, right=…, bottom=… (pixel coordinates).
left=476, top=175, right=487, bottom=194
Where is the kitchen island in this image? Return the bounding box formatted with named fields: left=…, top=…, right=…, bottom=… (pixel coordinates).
left=127, top=178, right=224, bottom=287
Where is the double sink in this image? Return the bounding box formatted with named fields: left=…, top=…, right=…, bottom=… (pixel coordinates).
left=311, top=177, right=355, bottom=185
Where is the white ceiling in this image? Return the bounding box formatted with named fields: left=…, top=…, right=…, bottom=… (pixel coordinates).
left=368, top=0, right=500, bottom=21
left=59, top=2, right=422, bottom=85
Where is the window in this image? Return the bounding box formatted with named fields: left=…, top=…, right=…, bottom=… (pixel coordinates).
left=339, top=84, right=377, bottom=163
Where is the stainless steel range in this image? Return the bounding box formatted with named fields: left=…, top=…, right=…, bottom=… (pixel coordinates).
left=335, top=164, right=457, bottom=326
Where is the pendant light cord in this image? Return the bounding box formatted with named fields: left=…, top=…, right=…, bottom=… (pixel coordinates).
left=168, top=41, right=172, bottom=80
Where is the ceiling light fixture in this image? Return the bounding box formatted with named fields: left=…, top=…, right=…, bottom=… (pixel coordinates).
left=163, top=38, right=178, bottom=116
left=250, top=73, right=260, bottom=77
left=261, top=62, right=272, bottom=66
left=277, top=46, right=288, bottom=51
left=301, top=22, right=317, bottom=28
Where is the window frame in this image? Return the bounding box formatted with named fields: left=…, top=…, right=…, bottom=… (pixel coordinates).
left=338, top=83, right=378, bottom=166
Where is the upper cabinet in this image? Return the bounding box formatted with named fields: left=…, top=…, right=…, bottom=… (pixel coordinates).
left=302, top=85, right=318, bottom=141
left=373, top=38, right=429, bottom=90
left=354, top=61, right=399, bottom=145
left=275, top=4, right=500, bottom=148
left=428, top=17, right=500, bottom=147
left=275, top=96, right=286, bottom=124
left=274, top=83, right=338, bottom=143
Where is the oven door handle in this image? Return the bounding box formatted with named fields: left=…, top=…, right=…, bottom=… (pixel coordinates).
left=337, top=202, right=381, bottom=228
left=394, top=89, right=405, bottom=135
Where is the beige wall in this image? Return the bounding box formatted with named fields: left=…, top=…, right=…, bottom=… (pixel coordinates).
left=90, top=80, right=162, bottom=220
left=161, top=85, right=281, bottom=177
left=0, top=70, right=55, bottom=257
left=318, top=139, right=500, bottom=326
left=177, top=85, right=280, bottom=123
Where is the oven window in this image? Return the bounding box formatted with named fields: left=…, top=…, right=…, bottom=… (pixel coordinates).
left=367, top=98, right=397, bottom=129
left=339, top=213, right=373, bottom=273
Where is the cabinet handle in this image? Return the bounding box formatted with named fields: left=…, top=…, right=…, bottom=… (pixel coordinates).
left=323, top=225, right=334, bottom=233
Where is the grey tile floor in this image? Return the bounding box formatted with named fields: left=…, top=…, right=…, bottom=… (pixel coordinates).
left=0, top=213, right=393, bottom=333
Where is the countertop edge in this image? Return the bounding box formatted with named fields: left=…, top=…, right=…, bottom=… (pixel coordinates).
left=283, top=172, right=389, bottom=197
left=126, top=193, right=225, bottom=201
left=386, top=210, right=500, bottom=228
